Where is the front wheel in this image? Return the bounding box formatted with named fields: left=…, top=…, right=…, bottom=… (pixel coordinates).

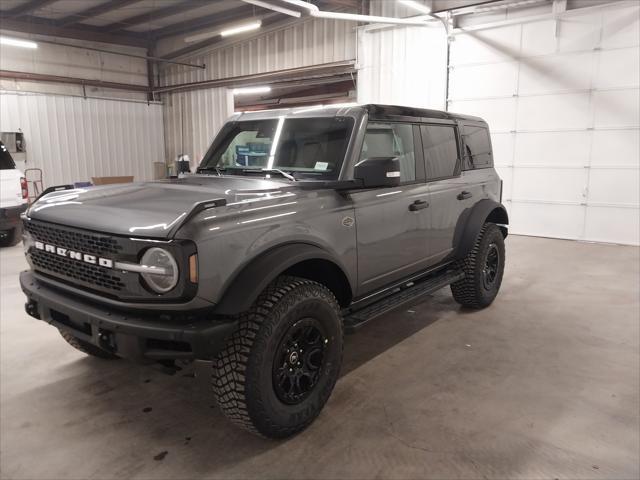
left=213, top=276, right=343, bottom=438
left=451, top=222, right=505, bottom=308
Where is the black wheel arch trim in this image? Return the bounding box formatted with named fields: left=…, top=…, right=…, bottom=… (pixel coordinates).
left=214, top=243, right=354, bottom=315
left=449, top=199, right=508, bottom=261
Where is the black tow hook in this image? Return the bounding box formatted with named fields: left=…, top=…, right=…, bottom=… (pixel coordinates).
left=25, top=301, right=40, bottom=319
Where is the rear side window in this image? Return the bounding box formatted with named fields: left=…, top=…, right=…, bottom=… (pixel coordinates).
left=420, top=125, right=459, bottom=180
left=0, top=142, right=16, bottom=170
left=360, top=123, right=417, bottom=183
left=461, top=124, right=492, bottom=169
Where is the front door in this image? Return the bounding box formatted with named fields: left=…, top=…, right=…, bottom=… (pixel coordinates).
left=351, top=122, right=431, bottom=295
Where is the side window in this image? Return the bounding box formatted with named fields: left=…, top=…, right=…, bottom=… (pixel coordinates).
left=461, top=124, right=493, bottom=170
left=420, top=125, right=459, bottom=180
left=360, top=123, right=417, bottom=183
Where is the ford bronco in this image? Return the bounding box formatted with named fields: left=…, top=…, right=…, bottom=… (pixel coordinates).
left=20, top=104, right=508, bottom=438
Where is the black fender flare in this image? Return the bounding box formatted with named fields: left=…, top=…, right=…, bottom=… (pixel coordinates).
left=214, top=243, right=353, bottom=315
left=450, top=199, right=509, bottom=261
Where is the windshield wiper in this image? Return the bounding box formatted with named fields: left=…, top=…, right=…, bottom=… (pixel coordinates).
left=196, top=166, right=224, bottom=175
left=259, top=169, right=296, bottom=181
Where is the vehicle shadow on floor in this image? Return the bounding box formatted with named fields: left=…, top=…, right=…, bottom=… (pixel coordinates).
left=4, top=291, right=458, bottom=477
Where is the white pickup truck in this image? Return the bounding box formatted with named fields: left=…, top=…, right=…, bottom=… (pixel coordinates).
left=0, top=141, right=28, bottom=246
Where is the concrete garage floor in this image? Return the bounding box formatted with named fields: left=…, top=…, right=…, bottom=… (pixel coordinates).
left=0, top=235, right=638, bottom=480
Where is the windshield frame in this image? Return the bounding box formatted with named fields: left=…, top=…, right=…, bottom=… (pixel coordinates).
left=197, top=112, right=360, bottom=181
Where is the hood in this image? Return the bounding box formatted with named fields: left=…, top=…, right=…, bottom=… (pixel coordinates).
left=27, top=175, right=292, bottom=238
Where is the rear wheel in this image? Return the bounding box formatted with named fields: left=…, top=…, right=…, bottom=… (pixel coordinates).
left=451, top=222, right=505, bottom=308
left=213, top=275, right=343, bottom=438
left=59, top=330, right=119, bottom=359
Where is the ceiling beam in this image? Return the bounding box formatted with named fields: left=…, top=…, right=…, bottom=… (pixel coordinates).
left=0, top=70, right=150, bottom=92
left=150, top=4, right=258, bottom=39
left=1, top=0, right=58, bottom=19
left=104, top=0, right=207, bottom=33
left=57, top=0, right=144, bottom=28
left=0, top=16, right=151, bottom=48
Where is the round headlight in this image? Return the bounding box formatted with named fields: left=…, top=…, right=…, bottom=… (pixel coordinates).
left=140, top=247, right=178, bottom=293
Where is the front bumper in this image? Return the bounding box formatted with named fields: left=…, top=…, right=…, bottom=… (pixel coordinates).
left=20, top=271, right=237, bottom=362
left=0, top=203, right=27, bottom=231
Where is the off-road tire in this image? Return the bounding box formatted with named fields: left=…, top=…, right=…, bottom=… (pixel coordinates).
left=59, top=330, right=120, bottom=359
left=213, top=275, right=343, bottom=439
left=451, top=222, right=505, bottom=309
left=0, top=224, right=22, bottom=247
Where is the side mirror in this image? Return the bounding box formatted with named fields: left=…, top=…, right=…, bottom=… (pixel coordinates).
left=353, top=156, right=401, bottom=188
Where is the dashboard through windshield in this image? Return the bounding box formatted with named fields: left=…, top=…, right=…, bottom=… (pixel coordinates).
left=199, top=116, right=354, bottom=179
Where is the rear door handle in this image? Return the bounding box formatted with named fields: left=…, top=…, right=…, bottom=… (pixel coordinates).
left=409, top=199, right=429, bottom=211
left=457, top=191, right=473, bottom=200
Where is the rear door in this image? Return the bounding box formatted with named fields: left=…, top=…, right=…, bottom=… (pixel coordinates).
left=351, top=122, right=431, bottom=294
left=420, top=123, right=473, bottom=263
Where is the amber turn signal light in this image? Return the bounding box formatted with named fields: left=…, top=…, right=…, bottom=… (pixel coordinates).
left=188, top=254, right=198, bottom=283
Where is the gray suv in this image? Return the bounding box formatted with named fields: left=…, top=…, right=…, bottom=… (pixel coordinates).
left=20, top=104, right=508, bottom=438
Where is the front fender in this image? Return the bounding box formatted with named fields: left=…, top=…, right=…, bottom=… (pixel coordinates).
left=214, top=243, right=353, bottom=315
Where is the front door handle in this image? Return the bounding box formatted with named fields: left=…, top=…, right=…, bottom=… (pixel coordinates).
left=457, top=191, right=473, bottom=200
left=409, top=199, right=429, bottom=211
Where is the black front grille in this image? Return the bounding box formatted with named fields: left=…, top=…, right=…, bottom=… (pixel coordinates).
left=25, top=221, right=122, bottom=256
left=30, top=249, right=125, bottom=291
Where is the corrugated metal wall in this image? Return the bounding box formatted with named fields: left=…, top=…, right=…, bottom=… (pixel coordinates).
left=0, top=91, right=164, bottom=188
left=163, top=88, right=233, bottom=169
left=161, top=17, right=356, bottom=86
left=160, top=17, right=356, bottom=167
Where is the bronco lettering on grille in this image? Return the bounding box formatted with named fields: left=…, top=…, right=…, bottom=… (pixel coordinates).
left=34, top=241, right=114, bottom=269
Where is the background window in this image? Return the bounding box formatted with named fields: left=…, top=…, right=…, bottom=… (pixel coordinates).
left=420, top=125, right=458, bottom=180
left=461, top=124, right=493, bottom=169
left=360, top=123, right=416, bottom=183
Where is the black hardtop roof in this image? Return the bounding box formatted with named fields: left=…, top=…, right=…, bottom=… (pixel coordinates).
left=362, top=104, right=485, bottom=123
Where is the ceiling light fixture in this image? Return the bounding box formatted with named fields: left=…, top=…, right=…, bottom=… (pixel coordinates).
left=233, top=86, right=272, bottom=95
left=399, top=0, right=432, bottom=14
left=185, top=20, right=262, bottom=43
left=0, top=36, right=38, bottom=49
left=220, top=21, right=262, bottom=37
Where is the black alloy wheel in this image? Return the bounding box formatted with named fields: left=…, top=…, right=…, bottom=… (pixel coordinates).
left=482, top=243, right=500, bottom=290
left=273, top=318, right=328, bottom=405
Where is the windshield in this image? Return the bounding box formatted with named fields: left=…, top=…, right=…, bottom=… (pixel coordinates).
left=199, top=116, right=354, bottom=179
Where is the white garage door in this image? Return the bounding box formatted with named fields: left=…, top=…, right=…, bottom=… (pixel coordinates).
left=448, top=3, right=640, bottom=245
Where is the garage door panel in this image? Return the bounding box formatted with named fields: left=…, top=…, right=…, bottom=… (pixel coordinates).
left=518, top=53, right=594, bottom=95
left=509, top=203, right=585, bottom=239
left=601, top=6, right=640, bottom=49
left=584, top=206, right=640, bottom=245
left=449, top=98, right=516, bottom=132
left=490, top=132, right=514, bottom=166
left=521, top=21, right=556, bottom=57
left=449, top=25, right=521, bottom=65
left=517, top=93, right=591, bottom=131
left=591, top=129, right=640, bottom=167
left=588, top=169, right=640, bottom=206
left=595, top=47, right=640, bottom=89
left=593, top=89, right=640, bottom=128
left=449, top=62, right=518, bottom=99
left=557, top=13, right=602, bottom=53
left=512, top=168, right=588, bottom=204
left=514, top=131, right=592, bottom=166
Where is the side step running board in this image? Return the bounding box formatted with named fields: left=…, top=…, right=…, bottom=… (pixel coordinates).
left=343, top=269, right=465, bottom=333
